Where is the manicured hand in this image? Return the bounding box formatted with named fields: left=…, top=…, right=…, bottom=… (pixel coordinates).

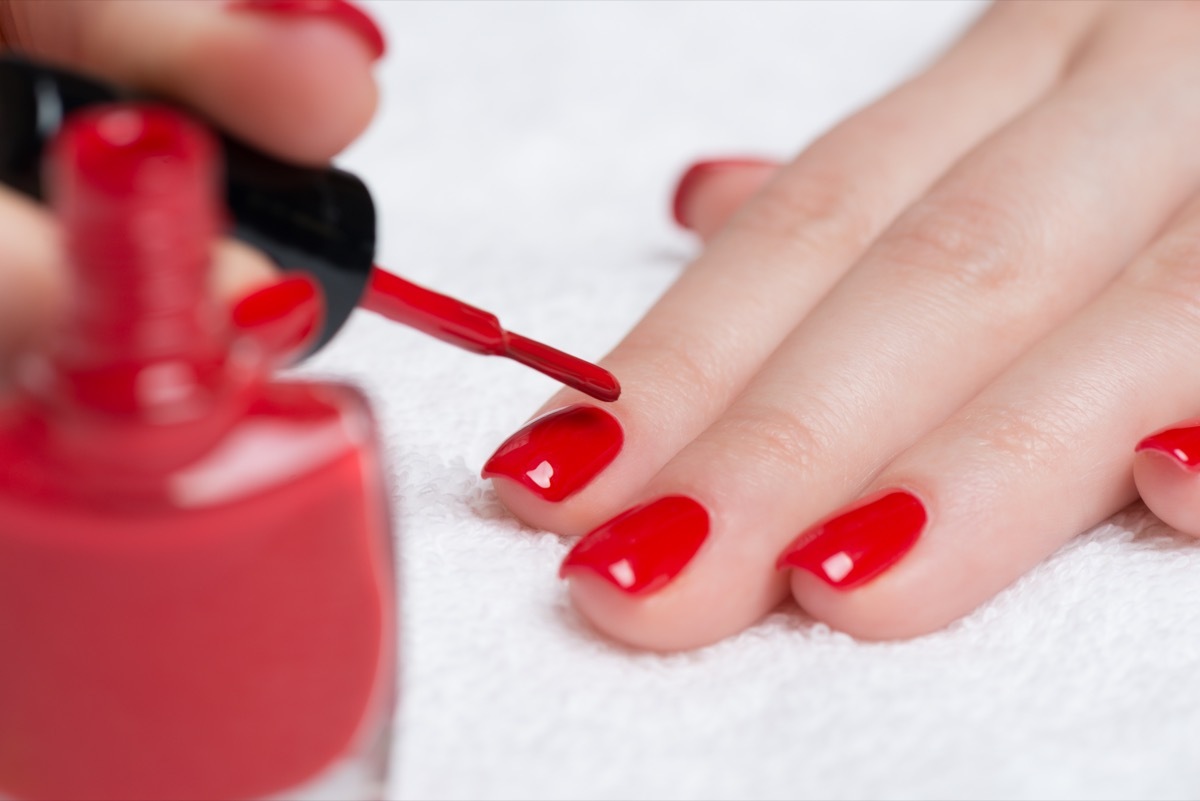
left=483, top=1, right=1200, bottom=648
left=0, top=0, right=383, bottom=366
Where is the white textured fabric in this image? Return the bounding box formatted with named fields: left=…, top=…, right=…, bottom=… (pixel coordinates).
left=304, top=3, right=1200, bottom=798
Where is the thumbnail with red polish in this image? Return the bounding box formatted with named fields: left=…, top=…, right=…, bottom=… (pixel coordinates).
left=482, top=405, right=623, bottom=502
left=228, top=0, right=387, bottom=60
left=232, top=273, right=324, bottom=363
left=671, top=157, right=776, bottom=229
left=1136, top=421, right=1200, bottom=470
left=560, top=496, right=710, bottom=595
left=777, top=489, right=926, bottom=590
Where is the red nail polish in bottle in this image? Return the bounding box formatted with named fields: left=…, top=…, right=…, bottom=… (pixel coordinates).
left=0, top=106, right=395, bottom=801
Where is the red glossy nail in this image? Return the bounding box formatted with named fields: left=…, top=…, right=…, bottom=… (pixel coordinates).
left=671, top=157, right=777, bottom=230
left=228, top=0, right=387, bottom=61
left=777, top=489, right=926, bottom=590
left=1136, top=420, right=1200, bottom=470
left=482, top=405, right=623, bottom=502
left=231, top=273, right=324, bottom=363
left=560, top=496, right=709, bottom=595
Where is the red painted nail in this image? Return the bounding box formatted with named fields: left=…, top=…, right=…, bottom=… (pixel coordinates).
left=560, top=496, right=709, bottom=595
left=228, top=0, right=387, bottom=61
left=777, top=489, right=926, bottom=590
left=482, top=405, right=623, bottom=502
left=671, top=157, right=777, bottom=230
left=1136, top=420, right=1200, bottom=470
left=231, top=274, right=324, bottom=362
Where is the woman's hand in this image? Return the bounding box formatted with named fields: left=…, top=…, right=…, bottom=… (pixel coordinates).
left=483, top=0, right=1200, bottom=648
left=0, top=0, right=382, bottom=366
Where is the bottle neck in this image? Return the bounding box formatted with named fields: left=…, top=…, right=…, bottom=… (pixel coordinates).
left=16, top=104, right=264, bottom=479
left=45, top=105, right=228, bottom=419
left=47, top=248, right=229, bottom=421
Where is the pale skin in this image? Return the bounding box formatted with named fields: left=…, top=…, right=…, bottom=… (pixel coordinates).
left=3, top=1, right=1199, bottom=649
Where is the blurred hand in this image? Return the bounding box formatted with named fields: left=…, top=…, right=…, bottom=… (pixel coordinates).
left=0, top=0, right=382, bottom=364
left=483, top=1, right=1200, bottom=647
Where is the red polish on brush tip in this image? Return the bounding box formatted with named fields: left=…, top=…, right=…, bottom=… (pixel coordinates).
left=0, top=105, right=395, bottom=801
left=362, top=266, right=621, bottom=402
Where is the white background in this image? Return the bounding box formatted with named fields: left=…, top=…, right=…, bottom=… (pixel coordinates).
left=308, top=2, right=1200, bottom=798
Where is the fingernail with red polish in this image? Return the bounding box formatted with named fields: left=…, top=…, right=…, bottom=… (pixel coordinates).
left=671, top=157, right=777, bottom=230
left=777, top=489, right=926, bottom=590
left=1136, top=421, right=1200, bottom=470
left=482, top=405, right=623, bottom=502
left=232, top=273, right=324, bottom=362
left=228, top=0, right=387, bottom=61
left=560, top=496, right=709, bottom=595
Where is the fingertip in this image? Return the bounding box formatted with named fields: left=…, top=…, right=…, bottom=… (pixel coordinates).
left=562, top=570, right=740, bottom=653
left=44, top=0, right=382, bottom=165
left=0, top=193, right=66, bottom=365
left=784, top=567, right=953, bottom=642
left=227, top=0, right=387, bottom=63
left=486, top=471, right=609, bottom=539
left=670, top=157, right=780, bottom=240
left=1128, top=441, right=1200, bottom=541
left=230, top=272, right=324, bottom=363
left=175, top=16, right=380, bottom=163
left=563, top=572, right=682, bottom=652
left=487, top=470, right=710, bottom=652
left=211, top=238, right=280, bottom=303
left=1135, top=422, right=1200, bottom=469
left=485, top=471, right=724, bottom=651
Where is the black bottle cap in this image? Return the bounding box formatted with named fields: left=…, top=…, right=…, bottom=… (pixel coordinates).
left=0, top=55, right=374, bottom=354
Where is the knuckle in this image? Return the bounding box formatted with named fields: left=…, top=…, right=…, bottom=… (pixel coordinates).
left=703, top=402, right=830, bottom=481
left=877, top=193, right=1032, bottom=294
left=953, top=402, right=1078, bottom=473
left=982, top=0, right=1098, bottom=61
left=728, top=167, right=874, bottom=257
left=1123, top=231, right=1200, bottom=321
left=623, top=337, right=734, bottom=412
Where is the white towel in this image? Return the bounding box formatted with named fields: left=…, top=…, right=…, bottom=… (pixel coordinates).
left=305, top=2, right=1200, bottom=797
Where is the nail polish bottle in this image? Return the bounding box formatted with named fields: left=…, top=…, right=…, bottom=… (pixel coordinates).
left=0, top=105, right=395, bottom=801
